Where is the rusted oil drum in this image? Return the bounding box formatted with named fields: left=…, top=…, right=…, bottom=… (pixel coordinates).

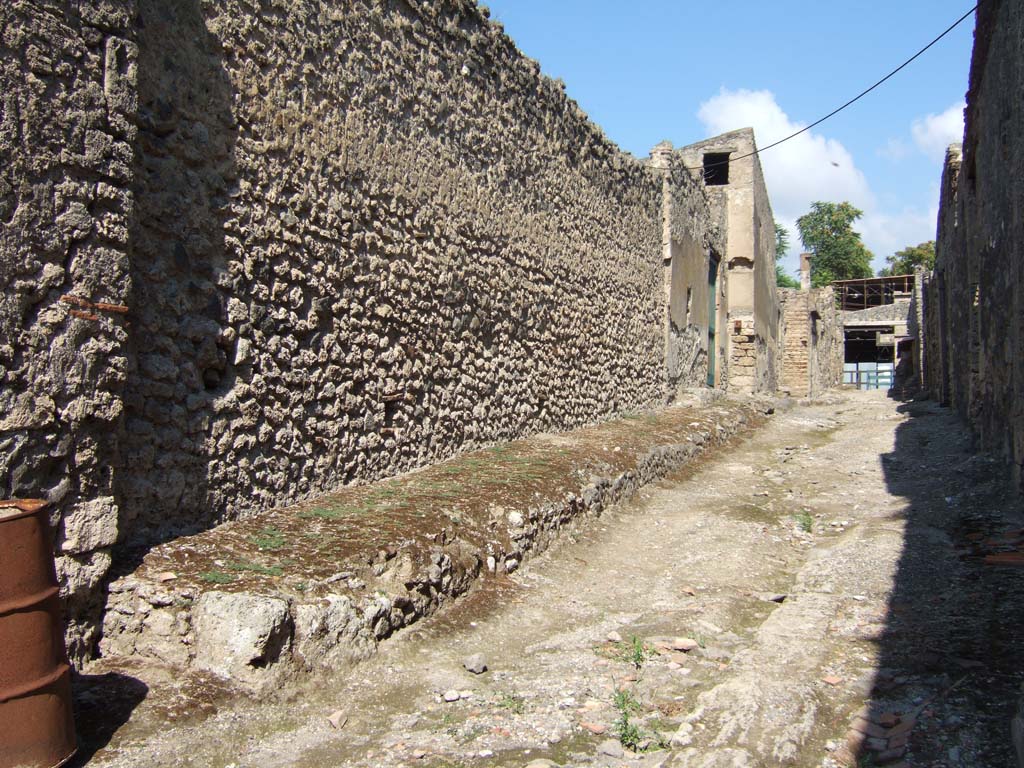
left=0, top=499, right=76, bottom=768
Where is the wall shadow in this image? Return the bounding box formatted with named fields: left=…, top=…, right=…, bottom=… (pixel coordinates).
left=67, top=671, right=149, bottom=766
left=111, top=0, right=238, bottom=578
left=857, top=396, right=1024, bottom=765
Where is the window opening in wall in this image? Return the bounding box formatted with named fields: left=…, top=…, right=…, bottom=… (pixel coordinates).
left=703, top=153, right=730, bottom=186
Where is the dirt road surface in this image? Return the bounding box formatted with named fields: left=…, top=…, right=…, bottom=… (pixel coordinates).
left=76, top=391, right=1024, bottom=767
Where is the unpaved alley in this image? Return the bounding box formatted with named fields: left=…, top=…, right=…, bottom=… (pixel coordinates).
left=77, top=391, right=1024, bottom=768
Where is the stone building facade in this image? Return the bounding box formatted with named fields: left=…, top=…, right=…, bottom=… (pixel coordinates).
left=1, top=0, right=738, bottom=660
left=678, top=129, right=780, bottom=395
left=924, top=0, right=1024, bottom=490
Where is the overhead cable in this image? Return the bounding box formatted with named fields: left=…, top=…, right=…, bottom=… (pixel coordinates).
left=691, top=4, right=978, bottom=174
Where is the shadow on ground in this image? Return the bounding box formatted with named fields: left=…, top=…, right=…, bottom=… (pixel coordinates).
left=858, top=394, right=1024, bottom=765
left=68, top=671, right=149, bottom=766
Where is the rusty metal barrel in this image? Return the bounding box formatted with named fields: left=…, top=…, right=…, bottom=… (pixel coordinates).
left=0, top=499, right=76, bottom=768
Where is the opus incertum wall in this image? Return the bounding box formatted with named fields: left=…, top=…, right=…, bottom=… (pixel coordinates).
left=927, top=0, right=1024, bottom=491
left=0, top=0, right=724, bottom=661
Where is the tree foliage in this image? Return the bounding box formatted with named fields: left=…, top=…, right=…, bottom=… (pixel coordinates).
left=774, top=221, right=789, bottom=261
left=776, top=264, right=800, bottom=289
left=773, top=220, right=799, bottom=287
left=796, top=202, right=874, bottom=287
left=878, top=240, right=935, bottom=276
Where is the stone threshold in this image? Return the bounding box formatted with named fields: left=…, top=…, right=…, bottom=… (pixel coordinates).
left=98, top=392, right=769, bottom=693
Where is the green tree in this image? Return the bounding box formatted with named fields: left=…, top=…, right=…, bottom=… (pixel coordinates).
left=774, top=221, right=800, bottom=288
left=878, top=240, right=935, bottom=276
left=796, top=202, right=874, bottom=287
left=776, top=265, right=800, bottom=289
left=775, top=221, right=790, bottom=260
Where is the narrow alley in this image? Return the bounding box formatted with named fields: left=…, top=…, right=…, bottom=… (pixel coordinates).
left=76, top=391, right=1024, bottom=767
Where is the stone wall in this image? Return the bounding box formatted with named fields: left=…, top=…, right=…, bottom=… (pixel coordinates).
left=925, top=145, right=962, bottom=410
left=1, top=0, right=724, bottom=659
left=651, top=143, right=728, bottom=394
left=778, top=287, right=842, bottom=398
left=808, top=287, right=844, bottom=396
left=677, top=129, right=778, bottom=394
left=778, top=291, right=810, bottom=397
left=750, top=140, right=780, bottom=392
left=0, top=0, right=138, bottom=662
left=843, top=299, right=913, bottom=326
left=926, top=0, right=1024, bottom=489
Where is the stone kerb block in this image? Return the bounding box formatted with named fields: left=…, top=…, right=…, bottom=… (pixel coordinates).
left=192, top=592, right=293, bottom=687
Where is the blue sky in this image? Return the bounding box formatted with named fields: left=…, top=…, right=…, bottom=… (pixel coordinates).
left=483, top=1, right=976, bottom=276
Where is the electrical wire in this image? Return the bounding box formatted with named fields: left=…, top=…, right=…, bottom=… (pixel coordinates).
left=692, top=4, right=978, bottom=174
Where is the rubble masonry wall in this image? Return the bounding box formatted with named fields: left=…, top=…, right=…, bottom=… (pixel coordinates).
left=927, top=0, right=1024, bottom=490
left=0, top=0, right=720, bottom=660
left=0, top=0, right=138, bottom=661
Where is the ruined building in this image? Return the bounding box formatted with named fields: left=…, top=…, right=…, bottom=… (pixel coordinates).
left=678, top=129, right=780, bottom=394
left=0, top=0, right=790, bottom=661
left=924, top=0, right=1024, bottom=490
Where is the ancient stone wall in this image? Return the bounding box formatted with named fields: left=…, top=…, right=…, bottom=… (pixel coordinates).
left=651, top=143, right=727, bottom=395
left=807, top=287, right=844, bottom=396
left=927, top=0, right=1024, bottom=489
left=119, top=0, right=679, bottom=547
left=2, top=0, right=724, bottom=659
left=926, top=146, right=962, bottom=410
left=0, top=0, right=138, bottom=662
left=778, top=291, right=809, bottom=396
left=843, top=299, right=913, bottom=326
left=778, top=287, right=842, bottom=398
left=750, top=143, right=780, bottom=392
left=677, top=129, right=778, bottom=394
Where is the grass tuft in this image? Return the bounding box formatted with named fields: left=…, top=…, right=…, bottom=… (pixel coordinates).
left=250, top=526, right=286, bottom=551
left=495, top=692, right=526, bottom=714
left=792, top=511, right=814, bottom=533
left=199, top=570, right=235, bottom=584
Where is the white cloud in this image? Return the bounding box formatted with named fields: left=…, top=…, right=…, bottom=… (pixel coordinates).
left=697, top=88, right=874, bottom=272
left=911, top=102, right=965, bottom=159
left=698, top=88, right=873, bottom=218
left=877, top=137, right=909, bottom=161
left=696, top=88, right=938, bottom=273
left=860, top=204, right=939, bottom=261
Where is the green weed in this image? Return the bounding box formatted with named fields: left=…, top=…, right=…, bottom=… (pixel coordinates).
left=610, top=687, right=669, bottom=753
left=792, top=511, right=814, bottom=533
left=619, top=635, right=652, bottom=669
left=199, top=570, right=235, bottom=584
left=250, top=526, right=287, bottom=551
left=612, top=688, right=642, bottom=715
left=495, top=693, right=526, bottom=714
left=299, top=506, right=344, bottom=520
left=614, top=716, right=644, bottom=751
left=299, top=502, right=374, bottom=520
left=611, top=687, right=644, bottom=751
